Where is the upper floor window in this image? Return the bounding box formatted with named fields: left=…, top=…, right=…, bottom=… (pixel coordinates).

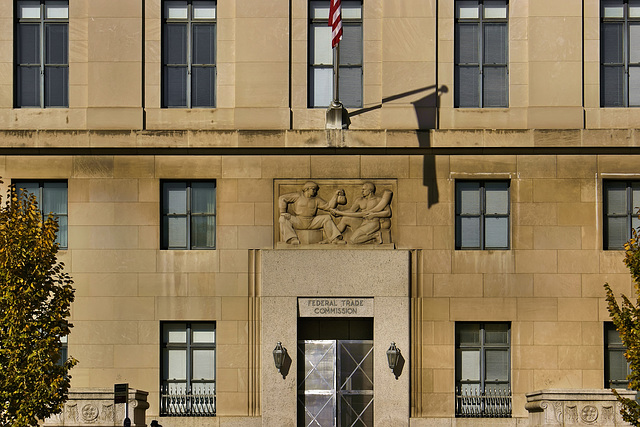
left=160, top=322, right=216, bottom=416
left=163, top=0, right=216, bottom=108
left=161, top=180, right=216, bottom=249
left=601, top=0, right=640, bottom=107
left=16, top=0, right=68, bottom=108
left=605, top=322, right=631, bottom=389
left=455, top=322, right=511, bottom=417
left=603, top=181, right=640, bottom=249
left=455, top=181, right=510, bottom=250
left=455, top=0, right=508, bottom=108
left=14, top=180, right=68, bottom=249
left=309, top=0, right=362, bottom=108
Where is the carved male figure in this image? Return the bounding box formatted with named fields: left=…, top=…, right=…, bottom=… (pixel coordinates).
left=330, top=182, right=392, bottom=244
left=279, top=181, right=346, bottom=244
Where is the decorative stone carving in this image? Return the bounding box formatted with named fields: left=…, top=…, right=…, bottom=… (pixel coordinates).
left=565, top=405, right=578, bottom=423
left=581, top=405, right=599, bottom=423
left=276, top=180, right=395, bottom=246
left=81, top=403, right=99, bottom=422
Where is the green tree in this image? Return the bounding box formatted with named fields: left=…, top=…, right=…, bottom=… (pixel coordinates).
left=0, top=182, right=76, bottom=426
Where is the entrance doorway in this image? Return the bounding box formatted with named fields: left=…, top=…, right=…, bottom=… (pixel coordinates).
left=297, top=318, right=374, bottom=427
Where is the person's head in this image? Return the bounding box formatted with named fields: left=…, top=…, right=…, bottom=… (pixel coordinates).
left=362, top=182, right=376, bottom=197
left=302, top=181, right=319, bottom=198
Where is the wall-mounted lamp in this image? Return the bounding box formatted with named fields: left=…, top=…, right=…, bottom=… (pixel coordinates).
left=273, top=341, right=286, bottom=373
left=386, top=342, right=401, bottom=371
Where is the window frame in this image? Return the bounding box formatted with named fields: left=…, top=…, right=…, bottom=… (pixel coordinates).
left=603, top=180, right=640, bottom=250
left=454, top=0, right=509, bottom=108
left=455, top=180, right=510, bottom=250
left=13, top=179, right=68, bottom=249
left=600, top=0, right=640, bottom=107
left=161, top=180, right=216, bottom=250
left=308, top=0, right=363, bottom=108
left=162, top=0, right=217, bottom=108
left=160, top=321, right=216, bottom=417
left=604, top=322, right=631, bottom=389
left=15, top=0, right=69, bottom=108
left=455, top=322, right=511, bottom=418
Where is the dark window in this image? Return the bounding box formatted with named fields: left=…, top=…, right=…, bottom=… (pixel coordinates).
left=456, top=322, right=511, bottom=417
left=161, top=181, right=216, bottom=249
left=603, top=181, right=640, bottom=249
left=601, top=0, right=640, bottom=107
left=309, top=0, right=362, bottom=108
left=605, top=322, right=631, bottom=389
left=455, top=0, right=508, bottom=107
left=16, top=0, right=69, bottom=107
left=160, top=322, right=216, bottom=416
left=455, top=181, right=510, bottom=249
left=14, top=180, right=68, bottom=249
left=162, top=0, right=216, bottom=108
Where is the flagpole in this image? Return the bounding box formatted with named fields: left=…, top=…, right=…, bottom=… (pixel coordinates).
left=326, top=0, right=346, bottom=129
left=332, top=44, right=340, bottom=107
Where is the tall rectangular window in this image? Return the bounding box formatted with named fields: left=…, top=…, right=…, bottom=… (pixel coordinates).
left=161, top=322, right=216, bottom=416
left=163, top=0, right=216, bottom=108
left=455, top=0, right=508, bottom=108
left=161, top=181, right=216, bottom=249
left=455, top=181, right=510, bottom=250
left=455, top=322, right=511, bottom=417
left=603, top=181, right=640, bottom=249
left=14, top=180, right=68, bottom=249
left=601, top=0, right=640, bottom=107
left=309, top=0, right=362, bottom=108
left=16, top=0, right=69, bottom=108
left=605, top=322, right=631, bottom=389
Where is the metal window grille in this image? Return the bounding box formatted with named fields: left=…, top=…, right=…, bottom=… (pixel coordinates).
left=160, top=384, right=216, bottom=416
left=455, top=386, right=512, bottom=417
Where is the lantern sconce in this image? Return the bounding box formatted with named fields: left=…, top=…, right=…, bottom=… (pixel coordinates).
left=273, top=341, right=287, bottom=374
left=386, top=342, right=401, bottom=377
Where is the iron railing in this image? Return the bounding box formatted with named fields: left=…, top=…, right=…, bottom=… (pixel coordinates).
left=455, top=386, right=511, bottom=418
left=160, top=385, right=216, bottom=416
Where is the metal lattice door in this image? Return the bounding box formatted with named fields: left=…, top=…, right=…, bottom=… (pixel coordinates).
left=298, top=340, right=374, bottom=427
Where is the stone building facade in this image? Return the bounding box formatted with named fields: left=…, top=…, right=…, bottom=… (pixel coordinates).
left=3, top=0, right=639, bottom=425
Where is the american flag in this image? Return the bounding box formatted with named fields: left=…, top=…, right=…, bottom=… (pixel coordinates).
left=329, top=0, right=342, bottom=48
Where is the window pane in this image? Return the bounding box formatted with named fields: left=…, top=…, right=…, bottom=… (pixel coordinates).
left=339, top=66, right=362, bottom=107
left=312, top=25, right=333, bottom=65
left=486, top=350, right=509, bottom=381
left=191, top=183, right=216, bottom=213
left=193, top=1, right=216, bottom=19
left=164, top=323, right=187, bottom=343
left=191, top=216, right=216, bottom=248
left=164, top=24, right=188, bottom=64
left=163, top=67, right=188, bottom=107
left=165, top=1, right=188, bottom=19
left=43, top=182, right=67, bottom=214
left=18, top=66, right=41, bottom=107
left=342, top=1, right=362, bottom=19
left=168, top=217, right=188, bottom=248
left=483, top=66, right=508, bottom=107
left=310, top=1, right=329, bottom=19
left=163, top=182, right=187, bottom=214
left=607, top=217, right=628, bottom=249
left=457, top=182, right=481, bottom=214
left=484, top=24, right=507, bottom=64
left=460, top=350, right=480, bottom=381
left=484, top=1, right=507, bottom=19
left=485, top=323, right=509, bottom=343
left=191, top=66, right=215, bottom=107
left=45, top=24, right=68, bottom=65
left=192, top=324, right=215, bottom=343
left=311, top=67, right=332, bottom=107
left=602, top=0, right=624, bottom=18
left=632, top=182, right=640, bottom=213
left=607, top=326, right=623, bottom=345
left=631, top=0, right=640, bottom=17
left=456, top=24, right=479, bottom=64
left=193, top=349, right=215, bottom=380
left=45, top=66, right=68, bottom=107
left=45, top=1, right=68, bottom=19
left=630, top=24, right=640, bottom=64
left=456, top=66, right=480, bottom=107
left=341, top=25, right=362, bottom=65
left=193, top=24, right=215, bottom=64
left=608, top=350, right=629, bottom=383
left=631, top=67, right=640, bottom=106
left=166, top=349, right=187, bottom=380
left=602, top=23, right=624, bottom=64
left=19, top=1, right=41, bottom=19
left=485, top=217, right=508, bottom=248
left=457, top=1, right=479, bottom=18
left=602, top=66, right=625, bottom=107
left=14, top=182, right=40, bottom=204
left=606, top=183, right=627, bottom=215
left=458, top=323, right=480, bottom=344
left=18, top=24, right=40, bottom=64
left=55, top=215, right=67, bottom=248
left=459, top=217, right=481, bottom=248
left=485, top=182, right=509, bottom=214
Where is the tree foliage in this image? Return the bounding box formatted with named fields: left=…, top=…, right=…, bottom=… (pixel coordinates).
left=0, top=182, right=76, bottom=426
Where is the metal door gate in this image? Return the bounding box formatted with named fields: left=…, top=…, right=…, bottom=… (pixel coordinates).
left=297, top=340, right=374, bottom=427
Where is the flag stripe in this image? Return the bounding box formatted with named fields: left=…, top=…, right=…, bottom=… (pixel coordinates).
left=329, top=0, right=342, bottom=48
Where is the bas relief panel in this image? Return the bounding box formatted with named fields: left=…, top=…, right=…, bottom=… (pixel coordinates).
left=274, top=179, right=396, bottom=247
